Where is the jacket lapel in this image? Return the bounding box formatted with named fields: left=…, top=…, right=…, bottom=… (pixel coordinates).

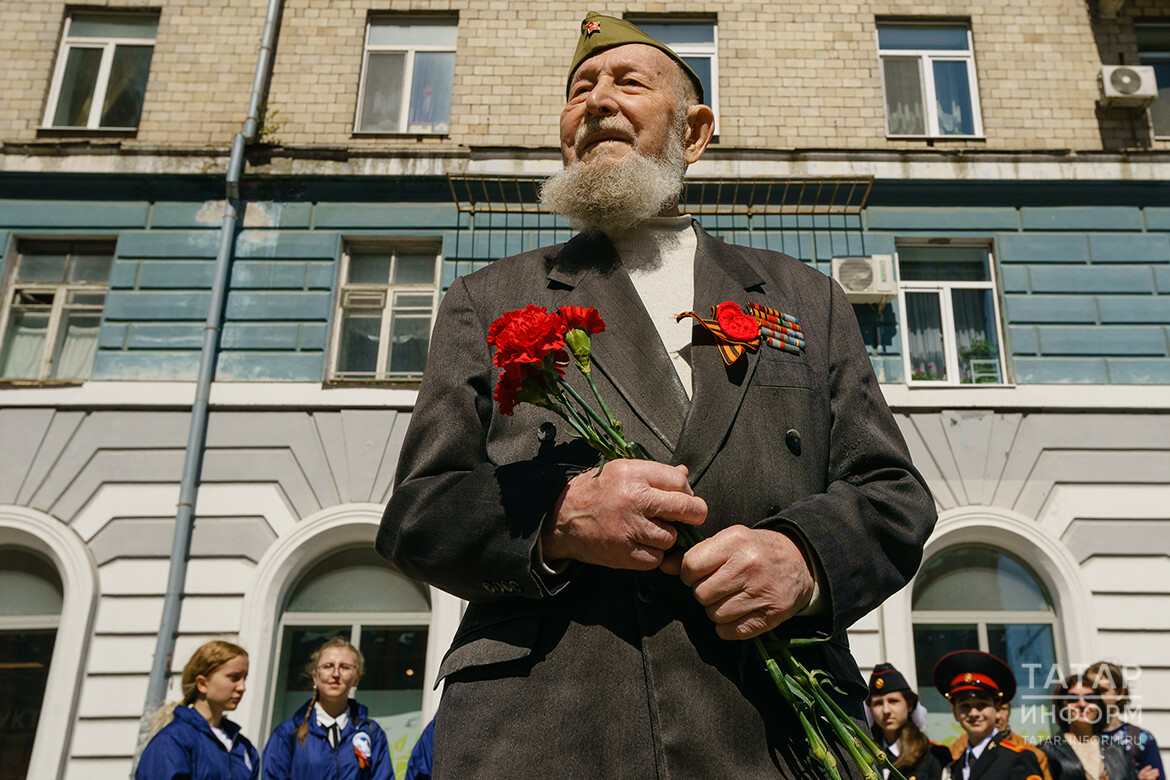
left=968, top=735, right=1003, bottom=780
left=671, top=224, right=767, bottom=484
left=545, top=231, right=690, bottom=456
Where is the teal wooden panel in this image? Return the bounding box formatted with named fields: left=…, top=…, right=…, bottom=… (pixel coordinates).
left=91, top=351, right=200, bottom=381
left=1000, top=267, right=1030, bottom=293
left=996, top=234, right=1089, bottom=263
left=1088, top=233, right=1170, bottom=263
left=220, top=323, right=302, bottom=350
left=0, top=200, right=149, bottom=228
left=1009, top=326, right=1039, bottom=355
left=1144, top=208, right=1170, bottom=230
left=1039, top=326, right=1166, bottom=356
left=224, top=291, right=332, bottom=321
left=0, top=231, right=9, bottom=279
left=109, top=260, right=139, bottom=289
left=242, top=201, right=312, bottom=229
left=1002, top=296, right=1098, bottom=324
left=866, top=207, right=1017, bottom=231
left=300, top=323, right=328, bottom=350
left=104, top=291, right=212, bottom=321
left=307, top=262, right=336, bottom=289
left=1098, top=297, right=1170, bottom=324
left=150, top=201, right=226, bottom=229
left=97, top=324, right=128, bottom=349
left=1013, top=357, right=1108, bottom=383
left=126, top=324, right=204, bottom=349
left=1158, top=267, right=1170, bottom=293
left=138, top=260, right=215, bottom=289
left=814, top=231, right=870, bottom=260
left=1030, top=266, right=1153, bottom=294
left=1020, top=207, right=1143, bottom=231
left=215, top=351, right=325, bottom=381
left=117, top=231, right=219, bottom=259
left=231, top=261, right=309, bottom=289
left=1107, top=358, right=1170, bottom=383
left=314, top=203, right=459, bottom=229
left=236, top=231, right=339, bottom=260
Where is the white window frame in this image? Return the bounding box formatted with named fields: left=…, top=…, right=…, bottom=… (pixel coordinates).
left=354, top=18, right=457, bottom=135
left=41, top=12, right=158, bottom=130
left=327, top=241, right=442, bottom=382
left=895, top=241, right=1006, bottom=386
left=877, top=23, right=983, bottom=139
left=0, top=239, right=112, bottom=382
left=625, top=17, right=719, bottom=133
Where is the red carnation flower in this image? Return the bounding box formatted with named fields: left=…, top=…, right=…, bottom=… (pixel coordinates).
left=715, top=301, right=760, bottom=341
left=493, top=363, right=531, bottom=416
left=488, top=305, right=568, bottom=368
left=557, top=305, right=606, bottom=335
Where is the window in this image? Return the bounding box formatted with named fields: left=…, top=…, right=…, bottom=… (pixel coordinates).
left=878, top=23, right=982, bottom=137
left=626, top=19, right=718, bottom=119
left=356, top=18, right=457, bottom=134
left=270, top=548, right=430, bottom=778
left=0, top=549, right=62, bottom=780
left=0, top=240, right=112, bottom=381
left=896, top=243, right=1005, bottom=385
left=43, top=12, right=158, bottom=130
left=912, top=546, right=1060, bottom=745
left=1137, top=26, right=1170, bottom=139
left=329, top=242, right=440, bottom=382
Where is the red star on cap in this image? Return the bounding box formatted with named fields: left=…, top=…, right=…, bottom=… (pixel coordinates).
left=583, top=20, right=601, bottom=36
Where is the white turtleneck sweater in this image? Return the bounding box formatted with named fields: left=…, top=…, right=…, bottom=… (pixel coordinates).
left=605, top=215, right=697, bottom=398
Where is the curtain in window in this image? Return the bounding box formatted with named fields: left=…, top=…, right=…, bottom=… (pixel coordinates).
left=0, top=317, right=47, bottom=379
left=905, top=292, right=946, bottom=381
left=933, top=60, right=974, bottom=135
left=952, top=289, right=999, bottom=383
left=52, top=315, right=100, bottom=379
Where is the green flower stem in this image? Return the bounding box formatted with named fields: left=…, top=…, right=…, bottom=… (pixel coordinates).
left=584, top=370, right=621, bottom=434
left=550, top=390, right=625, bottom=462
left=558, top=378, right=636, bottom=458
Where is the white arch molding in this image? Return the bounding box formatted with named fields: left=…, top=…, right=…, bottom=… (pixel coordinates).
left=879, top=506, right=1098, bottom=692
left=0, top=506, right=99, bottom=780
left=235, top=503, right=462, bottom=739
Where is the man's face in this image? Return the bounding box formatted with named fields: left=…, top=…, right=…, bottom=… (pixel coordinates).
left=952, top=694, right=997, bottom=743
left=994, top=702, right=1011, bottom=732
left=560, top=44, right=689, bottom=168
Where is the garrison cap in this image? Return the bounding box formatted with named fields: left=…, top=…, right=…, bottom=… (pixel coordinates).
left=567, top=12, right=705, bottom=104
left=869, top=663, right=912, bottom=699
left=932, top=650, right=1017, bottom=704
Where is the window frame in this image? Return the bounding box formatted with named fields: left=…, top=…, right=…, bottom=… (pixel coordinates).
left=327, top=240, right=442, bottom=383
left=895, top=241, right=1007, bottom=387
left=624, top=17, right=719, bottom=133
left=354, top=17, right=458, bottom=135
left=1136, top=24, right=1170, bottom=140
left=876, top=23, right=984, bottom=139
left=41, top=12, right=158, bottom=131
left=0, top=239, right=113, bottom=383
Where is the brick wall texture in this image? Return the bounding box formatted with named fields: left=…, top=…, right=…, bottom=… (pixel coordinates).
left=1, top=0, right=1167, bottom=152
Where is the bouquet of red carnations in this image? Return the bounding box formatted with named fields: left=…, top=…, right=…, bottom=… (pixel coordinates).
left=487, top=303, right=903, bottom=780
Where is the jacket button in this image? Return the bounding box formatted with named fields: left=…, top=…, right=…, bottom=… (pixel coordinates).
left=786, top=429, right=802, bottom=455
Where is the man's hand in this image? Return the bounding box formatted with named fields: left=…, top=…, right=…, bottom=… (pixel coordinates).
left=1139, top=766, right=1160, bottom=780
left=542, top=461, right=706, bottom=570
left=664, top=525, right=814, bottom=640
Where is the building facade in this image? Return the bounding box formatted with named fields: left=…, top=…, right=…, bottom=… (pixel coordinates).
left=1, top=0, right=1168, bottom=777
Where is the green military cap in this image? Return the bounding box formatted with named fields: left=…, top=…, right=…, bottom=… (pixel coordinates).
left=567, top=12, right=705, bottom=105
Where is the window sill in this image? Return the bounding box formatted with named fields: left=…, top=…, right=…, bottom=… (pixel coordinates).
left=35, top=126, right=138, bottom=140
left=902, top=382, right=1015, bottom=389
left=350, top=131, right=450, bottom=141
left=324, top=377, right=423, bottom=387
left=885, top=134, right=986, bottom=141
left=0, top=378, right=88, bottom=387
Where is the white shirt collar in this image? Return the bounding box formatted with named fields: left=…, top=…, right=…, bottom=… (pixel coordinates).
left=968, top=732, right=996, bottom=760
left=314, top=702, right=349, bottom=731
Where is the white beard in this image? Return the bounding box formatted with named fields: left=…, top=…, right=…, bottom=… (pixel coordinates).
left=539, top=116, right=687, bottom=235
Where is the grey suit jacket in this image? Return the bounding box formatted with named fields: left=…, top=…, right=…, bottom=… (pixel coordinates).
left=378, top=223, right=936, bottom=778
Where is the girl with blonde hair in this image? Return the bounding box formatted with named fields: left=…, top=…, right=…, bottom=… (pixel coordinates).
left=262, top=635, right=393, bottom=779
left=136, top=639, right=260, bottom=779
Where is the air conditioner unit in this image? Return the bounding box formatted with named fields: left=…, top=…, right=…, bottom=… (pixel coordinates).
left=1099, top=65, right=1158, bottom=109
left=831, top=254, right=897, bottom=305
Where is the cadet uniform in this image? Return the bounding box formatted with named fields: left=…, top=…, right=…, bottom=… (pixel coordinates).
left=868, top=663, right=943, bottom=780
left=933, top=651, right=1044, bottom=780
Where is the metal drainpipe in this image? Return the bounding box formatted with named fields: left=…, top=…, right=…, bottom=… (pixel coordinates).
left=132, top=0, right=284, bottom=767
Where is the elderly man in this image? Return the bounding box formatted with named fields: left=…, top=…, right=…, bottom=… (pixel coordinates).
left=378, top=13, right=936, bottom=778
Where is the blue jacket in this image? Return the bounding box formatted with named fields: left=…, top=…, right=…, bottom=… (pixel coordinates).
left=262, top=700, right=393, bottom=780
left=137, top=705, right=260, bottom=780
left=403, top=718, right=433, bottom=780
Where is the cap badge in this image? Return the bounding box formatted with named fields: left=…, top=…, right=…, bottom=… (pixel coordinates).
left=875, top=678, right=885, bottom=690
left=964, top=673, right=974, bottom=682
left=583, top=20, right=601, bottom=36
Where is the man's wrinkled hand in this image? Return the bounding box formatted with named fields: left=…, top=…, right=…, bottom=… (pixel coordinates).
left=667, top=525, right=813, bottom=640
left=542, top=461, right=706, bottom=570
